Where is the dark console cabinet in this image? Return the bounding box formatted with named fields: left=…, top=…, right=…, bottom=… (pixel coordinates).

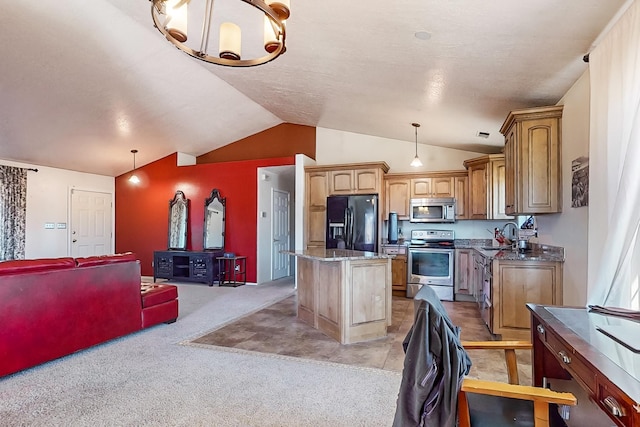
left=153, top=250, right=224, bottom=286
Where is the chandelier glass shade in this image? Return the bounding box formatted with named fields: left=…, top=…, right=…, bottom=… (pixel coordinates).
left=410, top=123, right=423, bottom=168
left=151, top=0, right=290, bottom=67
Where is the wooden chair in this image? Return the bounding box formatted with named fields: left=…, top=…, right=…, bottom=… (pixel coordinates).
left=393, top=287, right=576, bottom=427
left=458, top=340, right=576, bottom=427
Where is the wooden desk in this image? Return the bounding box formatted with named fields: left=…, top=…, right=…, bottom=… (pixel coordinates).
left=528, top=304, right=640, bottom=427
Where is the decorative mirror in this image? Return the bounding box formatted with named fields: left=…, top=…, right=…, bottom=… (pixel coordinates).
left=168, top=190, right=189, bottom=250
left=203, top=189, right=225, bottom=250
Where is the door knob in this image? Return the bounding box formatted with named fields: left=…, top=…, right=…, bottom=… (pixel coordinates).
left=72, top=239, right=77, bottom=243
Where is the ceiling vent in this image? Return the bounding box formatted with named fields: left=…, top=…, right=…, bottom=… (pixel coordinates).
left=476, top=131, right=490, bottom=138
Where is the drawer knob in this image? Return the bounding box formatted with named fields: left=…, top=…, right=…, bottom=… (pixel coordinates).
left=558, top=350, right=571, bottom=364
left=536, top=324, right=545, bottom=335
left=603, top=396, right=624, bottom=417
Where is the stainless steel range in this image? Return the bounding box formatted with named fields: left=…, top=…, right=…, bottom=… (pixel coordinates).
left=407, top=229, right=455, bottom=300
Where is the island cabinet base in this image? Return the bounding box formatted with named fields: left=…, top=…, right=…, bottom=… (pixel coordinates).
left=296, top=256, right=391, bottom=344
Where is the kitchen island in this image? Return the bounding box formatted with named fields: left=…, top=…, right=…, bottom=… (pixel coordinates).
left=285, top=248, right=392, bottom=344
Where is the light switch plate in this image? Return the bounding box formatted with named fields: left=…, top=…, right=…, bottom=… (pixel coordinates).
left=44, top=222, right=55, bottom=229
left=56, top=223, right=67, bottom=229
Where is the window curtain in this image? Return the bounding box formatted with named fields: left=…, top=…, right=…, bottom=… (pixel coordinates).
left=587, top=0, right=640, bottom=309
left=0, top=165, right=28, bottom=260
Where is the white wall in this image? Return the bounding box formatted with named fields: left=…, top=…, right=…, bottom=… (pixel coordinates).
left=535, top=71, right=591, bottom=306
left=316, top=127, right=483, bottom=172
left=256, top=165, right=295, bottom=284
left=0, top=158, right=115, bottom=259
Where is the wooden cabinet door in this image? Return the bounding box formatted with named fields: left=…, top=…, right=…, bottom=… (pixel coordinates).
left=431, top=177, right=454, bottom=197
left=385, top=178, right=410, bottom=219
left=493, top=261, right=563, bottom=339
left=454, top=176, right=468, bottom=219
left=306, top=171, right=328, bottom=248
left=329, top=170, right=354, bottom=194
left=410, top=177, right=433, bottom=198
left=307, top=172, right=328, bottom=208
left=306, top=208, right=326, bottom=248
left=467, top=164, right=487, bottom=219
left=504, top=126, right=517, bottom=215
left=519, top=117, right=561, bottom=213
left=454, top=249, right=473, bottom=295
left=488, top=158, right=511, bottom=220
left=391, top=256, right=407, bottom=292
left=354, top=169, right=379, bottom=193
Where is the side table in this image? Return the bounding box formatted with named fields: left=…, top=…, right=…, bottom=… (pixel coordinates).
left=216, top=256, right=247, bottom=287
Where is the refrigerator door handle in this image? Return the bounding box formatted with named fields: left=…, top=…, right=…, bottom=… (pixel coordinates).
left=346, top=207, right=354, bottom=249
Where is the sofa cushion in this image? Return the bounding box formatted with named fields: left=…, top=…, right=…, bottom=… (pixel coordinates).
left=141, top=284, right=178, bottom=308
left=0, top=257, right=76, bottom=275
left=75, top=252, right=137, bottom=267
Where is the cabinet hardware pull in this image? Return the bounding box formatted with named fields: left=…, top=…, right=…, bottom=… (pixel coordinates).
left=558, top=350, right=571, bottom=364
left=603, top=396, right=624, bottom=417
left=536, top=324, right=545, bottom=335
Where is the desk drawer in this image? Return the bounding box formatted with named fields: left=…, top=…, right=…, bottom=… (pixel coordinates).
left=597, top=379, right=637, bottom=427
left=543, top=326, right=597, bottom=395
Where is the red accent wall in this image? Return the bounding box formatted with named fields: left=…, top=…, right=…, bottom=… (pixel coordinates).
left=115, top=153, right=295, bottom=283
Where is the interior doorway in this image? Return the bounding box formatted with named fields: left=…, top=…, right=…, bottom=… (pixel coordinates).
left=256, top=165, right=295, bottom=284
left=70, top=189, right=112, bottom=257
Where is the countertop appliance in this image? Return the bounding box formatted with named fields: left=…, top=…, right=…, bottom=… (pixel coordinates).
left=326, top=194, right=378, bottom=252
left=407, top=229, right=455, bottom=300
left=409, top=197, right=456, bottom=223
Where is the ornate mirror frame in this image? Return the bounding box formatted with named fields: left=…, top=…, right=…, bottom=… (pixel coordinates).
left=168, top=190, right=189, bottom=250
left=203, top=189, right=225, bottom=250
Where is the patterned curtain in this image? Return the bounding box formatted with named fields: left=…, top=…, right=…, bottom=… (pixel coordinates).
left=0, top=166, right=27, bottom=260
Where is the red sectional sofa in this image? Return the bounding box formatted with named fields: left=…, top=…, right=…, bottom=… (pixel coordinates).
left=0, top=253, right=178, bottom=378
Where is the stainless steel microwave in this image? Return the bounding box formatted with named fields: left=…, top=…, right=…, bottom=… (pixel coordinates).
left=409, top=197, right=456, bottom=223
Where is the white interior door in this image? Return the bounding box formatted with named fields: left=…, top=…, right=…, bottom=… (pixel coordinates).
left=272, top=189, right=290, bottom=280
left=70, top=189, right=112, bottom=257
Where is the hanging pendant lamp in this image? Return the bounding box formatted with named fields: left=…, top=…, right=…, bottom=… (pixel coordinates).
left=410, top=123, right=423, bottom=167
left=129, top=149, right=141, bottom=184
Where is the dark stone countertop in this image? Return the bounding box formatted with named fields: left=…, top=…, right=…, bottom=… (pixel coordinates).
left=455, top=239, right=565, bottom=262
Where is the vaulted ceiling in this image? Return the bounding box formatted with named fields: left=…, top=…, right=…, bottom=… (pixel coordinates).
left=0, top=0, right=630, bottom=176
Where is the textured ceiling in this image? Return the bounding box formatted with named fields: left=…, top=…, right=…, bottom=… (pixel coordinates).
left=0, top=0, right=630, bottom=176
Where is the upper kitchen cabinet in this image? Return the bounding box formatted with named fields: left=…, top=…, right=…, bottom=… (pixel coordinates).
left=385, top=178, right=411, bottom=220
left=324, top=162, right=389, bottom=195
left=383, top=171, right=468, bottom=220
left=410, top=176, right=454, bottom=198
left=304, top=170, right=329, bottom=248
left=463, top=154, right=511, bottom=220
left=500, top=105, right=563, bottom=215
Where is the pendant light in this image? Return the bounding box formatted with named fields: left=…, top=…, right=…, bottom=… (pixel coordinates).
left=129, top=149, right=141, bottom=184
left=410, top=123, right=423, bottom=167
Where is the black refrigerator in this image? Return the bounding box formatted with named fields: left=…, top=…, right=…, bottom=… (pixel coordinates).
left=326, top=194, right=378, bottom=252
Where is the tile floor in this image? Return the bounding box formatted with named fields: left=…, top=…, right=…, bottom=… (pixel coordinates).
left=192, top=295, right=532, bottom=384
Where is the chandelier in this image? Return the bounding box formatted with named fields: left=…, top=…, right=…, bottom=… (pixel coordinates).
left=151, top=0, right=290, bottom=67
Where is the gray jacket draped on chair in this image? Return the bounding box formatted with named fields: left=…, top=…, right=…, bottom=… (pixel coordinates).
left=393, top=286, right=472, bottom=427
